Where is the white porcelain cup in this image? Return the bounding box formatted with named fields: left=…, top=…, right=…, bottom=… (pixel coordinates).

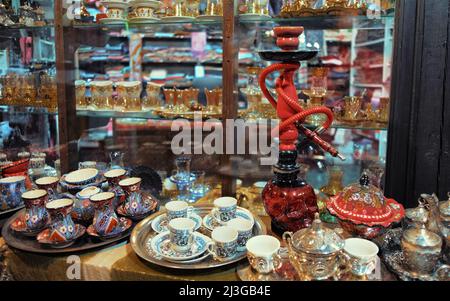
left=212, top=197, right=238, bottom=224
left=344, top=238, right=379, bottom=277
left=207, top=226, right=238, bottom=260
left=227, top=217, right=254, bottom=249
left=168, top=217, right=196, bottom=253
left=165, top=200, right=194, bottom=221
left=246, top=235, right=282, bottom=274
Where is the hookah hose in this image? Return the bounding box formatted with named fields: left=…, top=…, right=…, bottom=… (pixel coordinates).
left=259, top=63, right=345, bottom=160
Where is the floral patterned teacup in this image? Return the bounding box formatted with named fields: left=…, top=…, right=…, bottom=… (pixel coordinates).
left=35, top=176, right=59, bottom=200
left=90, top=192, right=119, bottom=237
left=72, top=186, right=100, bottom=224
left=22, top=189, right=49, bottom=232
left=104, top=168, right=127, bottom=207
left=119, top=177, right=149, bottom=217
left=46, top=198, right=77, bottom=242
left=0, top=176, right=26, bottom=210
left=246, top=235, right=282, bottom=274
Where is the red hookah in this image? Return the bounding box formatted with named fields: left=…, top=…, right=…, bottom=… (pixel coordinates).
left=259, top=26, right=345, bottom=235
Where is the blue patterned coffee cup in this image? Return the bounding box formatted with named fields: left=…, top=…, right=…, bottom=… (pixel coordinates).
left=165, top=200, right=194, bottom=221
left=212, top=197, right=238, bottom=224
left=207, top=226, right=238, bottom=260
left=227, top=217, right=254, bottom=249
left=168, top=217, right=196, bottom=253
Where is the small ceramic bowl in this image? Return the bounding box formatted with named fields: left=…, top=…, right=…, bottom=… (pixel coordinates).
left=64, top=168, right=99, bottom=186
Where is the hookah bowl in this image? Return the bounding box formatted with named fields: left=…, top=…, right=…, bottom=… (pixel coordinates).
left=259, top=26, right=345, bottom=235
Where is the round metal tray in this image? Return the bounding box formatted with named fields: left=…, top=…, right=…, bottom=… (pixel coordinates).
left=2, top=209, right=132, bottom=254
left=131, top=205, right=267, bottom=270
left=0, top=205, right=24, bottom=219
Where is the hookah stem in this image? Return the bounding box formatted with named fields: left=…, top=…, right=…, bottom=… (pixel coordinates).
left=259, top=62, right=345, bottom=161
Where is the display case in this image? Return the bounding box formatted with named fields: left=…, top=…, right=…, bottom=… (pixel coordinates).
left=0, top=0, right=59, bottom=190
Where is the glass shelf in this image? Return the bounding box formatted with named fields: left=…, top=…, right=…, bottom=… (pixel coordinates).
left=76, top=109, right=387, bottom=131
left=0, top=105, right=58, bottom=115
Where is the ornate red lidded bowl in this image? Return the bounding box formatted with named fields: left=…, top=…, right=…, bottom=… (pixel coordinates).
left=327, top=174, right=405, bottom=239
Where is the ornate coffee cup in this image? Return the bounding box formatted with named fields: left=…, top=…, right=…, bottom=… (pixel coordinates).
left=343, top=238, right=379, bottom=279
left=104, top=168, right=127, bottom=207
left=165, top=200, right=194, bottom=221
left=227, top=217, right=254, bottom=249
left=207, top=226, right=238, bottom=260
left=212, top=197, right=238, bottom=224
left=246, top=235, right=282, bottom=274
left=90, top=192, right=120, bottom=237
left=35, top=176, right=59, bottom=200
left=0, top=176, right=26, bottom=210
left=22, top=189, right=49, bottom=232
left=72, top=186, right=100, bottom=224
left=46, top=198, right=77, bottom=242
left=168, top=217, right=196, bottom=253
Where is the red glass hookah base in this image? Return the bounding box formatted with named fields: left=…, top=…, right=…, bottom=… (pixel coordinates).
left=262, top=180, right=318, bottom=232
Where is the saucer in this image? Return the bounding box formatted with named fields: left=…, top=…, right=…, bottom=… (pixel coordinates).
left=196, top=15, right=222, bottom=22
left=100, top=18, right=127, bottom=24
left=151, top=213, right=202, bottom=233
left=37, top=224, right=86, bottom=248
left=161, top=16, right=196, bottom=22
left=87, top=217, right=132, bottom=240
left=150, top=231, right=211, bottom=262
left=202, top=207, right=255, bottom=231
left=128, top=17, right=159, bottom=24
left=10, top=214, right=48, bottom=237
left=129, top=0, right=161, bottom=9
left=117, top=197, right=158, bottom=221
left=239, top=13, right=271, bottom=21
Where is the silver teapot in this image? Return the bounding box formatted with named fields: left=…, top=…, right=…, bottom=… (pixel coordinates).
left=438, top=194, right=450, bottom=262
left=283, top=213, right=345, bottom=280
left=401, top=219, right=443, bottom=275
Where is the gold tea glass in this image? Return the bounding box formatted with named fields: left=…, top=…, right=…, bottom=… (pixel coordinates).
left=91, top=81, right=114, bottom=110
left=205, top=88, right=222, bottom=114
left=21, top=74, right=36, bottom=105
left=75, top=80, right=87, bottom=108
left=163, top=88, right=179, bottom=107
left=343, top=96, right=362, bottom=121
left=116, top=81, right=142, bottom=112
left=378, top=97, right=390, bottom=123
left=143, top=82, right=163, bottom=110
left=206, top=0, right=223, bottom=16
left=245, top=0, right=269, bottom=15
left=185, top=0, right=200, bottom=17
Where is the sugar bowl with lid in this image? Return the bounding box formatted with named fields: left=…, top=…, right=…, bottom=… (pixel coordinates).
left=282, top=213, right=345, bottom=280
left=327, top=174, right=405, bottom=239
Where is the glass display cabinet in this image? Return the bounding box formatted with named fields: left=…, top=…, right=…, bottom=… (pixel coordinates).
left=0, top=0, right=59, bottom=188
left=53, top=0, right=400, bottom=209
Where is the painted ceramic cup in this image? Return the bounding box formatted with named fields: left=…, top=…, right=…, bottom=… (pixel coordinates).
left=78, top=161, right=97, bottom=169
left=0, top=176, right=26, bottom=209
left=46, top=198, right=77, bottom=242
left=168, top=217, right=196, bottom=253
left=246, top=235, right=282, bottom=274
left=227, top=217, right=254, bottom=249
left=119, top=177, right=150, bottom=217
left=90, top=192, right=120, bottom=237
left=207, top=226, right=238, bottom=260
left=72, top=186, right=100, bottom=223
left=30, top=157, right=45, bottom=169
left=17, top=152, right=30, bottom=160
left=212, top=197, right=238, bottom=224
left=165, top=200, right=194, bottom=221
left=104, top=168, right=127, bottom=207
left=343, top=238, right=379, bottom=278
left=21, top=189, right=49, bottom=232
left=35, top=176, right=59, bottom=200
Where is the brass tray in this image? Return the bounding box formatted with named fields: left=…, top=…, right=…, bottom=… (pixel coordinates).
left=131, top=205, right=267, bottom=270
left=2, top=209, right=132, bottom=254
